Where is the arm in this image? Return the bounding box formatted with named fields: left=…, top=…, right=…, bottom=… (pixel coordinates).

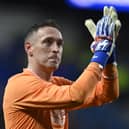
left=6, top=62, right=102, bottom=110
left=69, top=6, right=120, bottom=110
left=100, top=64, right=119, bottom=101
left=7, top=63, right=118, bottom=110
left=86, top=64, right=119, bottom=106
left=67, top=64, right=119, bottom=111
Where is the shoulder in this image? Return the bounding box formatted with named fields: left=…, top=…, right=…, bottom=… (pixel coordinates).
left=5, top=70, right=50, bottom=95
left=7, top=69, right=45, bottom=89
left=8, top=69, right=35, bottom=83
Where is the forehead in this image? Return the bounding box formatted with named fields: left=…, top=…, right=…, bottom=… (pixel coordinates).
left=37, top=26, right=63, bottom=39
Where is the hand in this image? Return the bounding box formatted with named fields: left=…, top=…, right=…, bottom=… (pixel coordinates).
left=85, top=6, right=121, bottom=67
left=84, top=6, right=121, bottom=41
left=90, top=39, right=114, bottom=68
left=89, top=6, right=121, bottom=65
left=103, top=6, right=121, bottom=39
left=99, top=6, right=120, bottom=65
left=89, top=6, right=117, bottom=68
left=95, top=15, right=115, bottom=41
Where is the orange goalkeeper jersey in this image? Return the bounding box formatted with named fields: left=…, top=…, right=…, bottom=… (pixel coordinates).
left=3, top=63, right=119, bottom=129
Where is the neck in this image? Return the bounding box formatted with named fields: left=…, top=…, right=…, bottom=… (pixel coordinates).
left=27, top=64, right=53, bottom=81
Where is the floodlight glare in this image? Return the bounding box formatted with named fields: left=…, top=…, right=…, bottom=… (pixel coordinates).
left=65, top=0, right=129, bottom=12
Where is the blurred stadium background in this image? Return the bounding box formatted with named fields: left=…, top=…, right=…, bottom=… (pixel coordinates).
left=0, top=0, right=129, bottom=129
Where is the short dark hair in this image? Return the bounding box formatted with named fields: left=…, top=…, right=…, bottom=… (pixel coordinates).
left=24, top=19, right=62, bottom=42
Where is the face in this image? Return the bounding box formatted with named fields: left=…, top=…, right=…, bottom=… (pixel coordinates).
left=26, top=26, right=64, bottom=72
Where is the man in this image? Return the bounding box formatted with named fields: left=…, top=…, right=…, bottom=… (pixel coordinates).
left=3, top=6, right=120, bottom=129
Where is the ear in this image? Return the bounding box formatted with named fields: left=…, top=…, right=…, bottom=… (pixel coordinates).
left=24, top=42, right=33, bottom=57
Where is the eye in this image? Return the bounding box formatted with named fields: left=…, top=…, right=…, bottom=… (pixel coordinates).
left=57, top=39, right=64, bottom=47
left=42, top=38, right=54, bottom=46
left=42, top=37, right=64, bottom=48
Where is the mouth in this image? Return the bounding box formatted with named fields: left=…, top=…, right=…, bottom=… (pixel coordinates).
left=48, top=55, right=60, bottom=63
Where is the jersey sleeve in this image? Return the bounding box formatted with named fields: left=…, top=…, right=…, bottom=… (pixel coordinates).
left=3, top=63, right=118, bottom=110
left=68, top=64, right=119, bottom=110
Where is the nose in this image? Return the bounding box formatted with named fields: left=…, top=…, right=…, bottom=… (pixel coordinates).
left=51, top=42, right=59, bottom=53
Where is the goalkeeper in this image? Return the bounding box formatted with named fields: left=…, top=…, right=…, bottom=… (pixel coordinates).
left=3, top=6, right=120, bottom=129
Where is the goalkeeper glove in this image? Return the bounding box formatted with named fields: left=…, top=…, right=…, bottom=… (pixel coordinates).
left=90, top=40, right=117, bottom=65
left=90, top=15, right=115, bottom=68
left=85, top=6, right=121, bottom=65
